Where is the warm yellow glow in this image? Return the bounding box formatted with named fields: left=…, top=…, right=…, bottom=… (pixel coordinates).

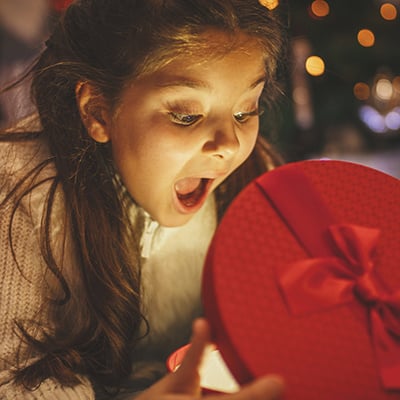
left=199, top=349, right=240, bottom=393
left=353, top=82, right=370, bottom=101
left=357, top=29, right=375, bottom=47
left=311, top=0, right=330, bottom=18
left=380, top=3, right=397, bottom=21
left=305, top=56, right=325, bottom=76
left=258, top=0, right=279, bottom=10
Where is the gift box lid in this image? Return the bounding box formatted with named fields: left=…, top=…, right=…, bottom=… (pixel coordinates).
left=202, top=159, right=400, bottom=400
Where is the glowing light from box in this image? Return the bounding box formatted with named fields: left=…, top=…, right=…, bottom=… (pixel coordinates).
left=305, top=55, right=325, bottom=76
left=199, top=349, right=240, bottom=393
left=357, top=29, right=375, bottom=47
left=310, top=0, right=330, bottom=18
left=380, top=3, right=397, bottom=20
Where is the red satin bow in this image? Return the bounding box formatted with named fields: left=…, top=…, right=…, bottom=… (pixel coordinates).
left=277, top=223, right=400, bottom=390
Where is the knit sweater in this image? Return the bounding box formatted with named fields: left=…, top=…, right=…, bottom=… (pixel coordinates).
left=0, top=137, right=217, bottom=399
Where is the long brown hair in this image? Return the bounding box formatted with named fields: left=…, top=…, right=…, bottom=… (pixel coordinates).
left=1, top=0, right=287, bottom=392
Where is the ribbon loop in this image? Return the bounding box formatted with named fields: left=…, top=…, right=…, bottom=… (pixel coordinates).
left=329, top=224, right=381, bottom=274
left=276, top=223, right=400, bottom=390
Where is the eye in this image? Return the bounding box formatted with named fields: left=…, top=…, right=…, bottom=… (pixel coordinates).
left=169, top=112, right=202, bottom=126
left=234, top=109, right=264, bottom=123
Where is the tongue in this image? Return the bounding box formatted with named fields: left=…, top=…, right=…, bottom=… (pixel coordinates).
left=175, top=177, right=202, bottom=195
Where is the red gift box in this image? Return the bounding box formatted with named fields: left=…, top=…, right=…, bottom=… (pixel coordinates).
left=202, top=159, right=400, bottom=399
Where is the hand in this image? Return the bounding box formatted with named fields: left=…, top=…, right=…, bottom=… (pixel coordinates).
left=134, top=318, right=284, bottom=399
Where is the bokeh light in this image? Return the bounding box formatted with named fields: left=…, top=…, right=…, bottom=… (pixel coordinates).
left=305, top=55, right=325, bottom=76
left=357, top=29, right=375, bottom=47
left=393, top=76, right=400, bottom=92
left=353, top=82, right=370, bottom=101
left=375, top=78, right=393, bottom=101
left=359, top=105, right=386, bottom=133
left=310, top=0, right=330, bottom=18
left=380, top=3, right=397, bottom=21
left=386, top=108, right=400, bottom=130
left=258, top=0, right=279, bottom=10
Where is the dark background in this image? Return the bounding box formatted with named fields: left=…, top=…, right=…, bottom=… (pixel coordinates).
left=276, top=0, right=400, bottom=177
left=1, top=0, right=399, bottom=176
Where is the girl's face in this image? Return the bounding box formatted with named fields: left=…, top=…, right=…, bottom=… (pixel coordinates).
left=106, top=33, right=266, bottom=227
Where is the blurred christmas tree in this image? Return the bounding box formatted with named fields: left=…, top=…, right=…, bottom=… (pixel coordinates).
left=275, top=0, right=400, bottom=163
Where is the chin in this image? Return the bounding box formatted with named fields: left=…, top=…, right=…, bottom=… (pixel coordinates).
left=157, top=214, right=194, bottom=228
left=149, top=206, right=197, bottom=227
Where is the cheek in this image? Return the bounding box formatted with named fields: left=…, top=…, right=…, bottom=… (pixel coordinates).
left=238, top=124, right=259, bottom=160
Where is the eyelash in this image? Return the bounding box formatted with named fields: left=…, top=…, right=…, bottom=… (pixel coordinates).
left=168, top=109, right=264, bottom=127
left=168, top=112, right=202, bottom=126
left=234, top=109, right=264, bottom=123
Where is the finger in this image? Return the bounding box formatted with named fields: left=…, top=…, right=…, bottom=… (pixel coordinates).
left=177, top=318, right=211, bottom=375
left=210, top=375, right=284, bottom=400
left=134, top=320, right=214, bottom=398
left=162, top=318, right=212, bottom=395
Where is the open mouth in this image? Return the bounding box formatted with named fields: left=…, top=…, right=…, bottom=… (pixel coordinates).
left=175, top=177, right=211, bottom=209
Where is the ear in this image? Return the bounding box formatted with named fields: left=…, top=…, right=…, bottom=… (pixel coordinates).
left=75, top=81, right=111, bottom=143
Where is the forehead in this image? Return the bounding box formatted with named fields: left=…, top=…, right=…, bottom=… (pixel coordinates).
left=138, top=30, right=266, bottom=78
left=116, top=30, right=267, bottom=106
left=190, top=30, right=266, bottom=58
left=145, top=41, right=266, bottom=92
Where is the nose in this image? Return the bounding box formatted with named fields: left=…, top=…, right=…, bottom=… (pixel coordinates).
left=202, top=121, right=240, bottom=159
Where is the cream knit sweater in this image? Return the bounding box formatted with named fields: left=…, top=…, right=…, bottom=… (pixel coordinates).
left=0, top=138, right=217, bottom=399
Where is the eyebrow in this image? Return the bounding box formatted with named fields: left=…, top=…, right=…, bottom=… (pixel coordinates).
left=157, top=78, right=210, bottom=89
left=156, top=73, right=267, bottom=90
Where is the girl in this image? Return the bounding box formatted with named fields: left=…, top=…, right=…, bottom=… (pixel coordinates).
left=0, top=0, right=287, bottom=398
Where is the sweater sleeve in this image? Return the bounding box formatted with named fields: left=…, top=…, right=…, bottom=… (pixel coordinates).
left=0, top=375, right=95, bottom=400
left=0, top=206, right=96, bottom=399
left=0, top=141, right=96, bottom=399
